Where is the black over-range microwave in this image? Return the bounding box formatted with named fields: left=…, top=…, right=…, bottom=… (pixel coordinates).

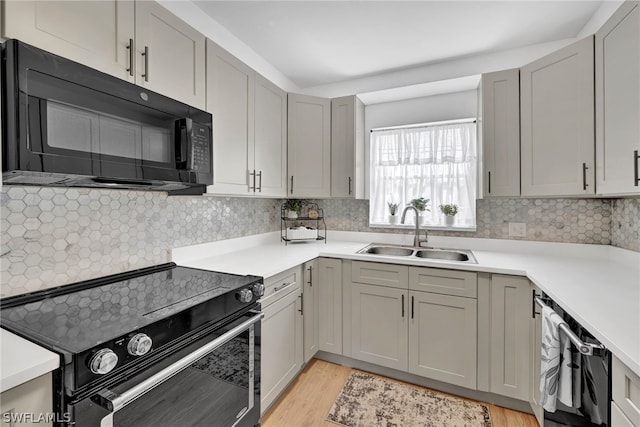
left=1, top=39, right=212, bottom=195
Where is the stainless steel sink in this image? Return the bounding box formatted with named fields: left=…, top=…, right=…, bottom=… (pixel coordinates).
left=415, top=249, right=473, bottom=262
left=363, top=246, right=414, bottom=256
left=357, top=244, right=477, bottom=263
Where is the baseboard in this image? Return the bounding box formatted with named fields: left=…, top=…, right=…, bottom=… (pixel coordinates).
left=315, top=351, right=534, bottom=415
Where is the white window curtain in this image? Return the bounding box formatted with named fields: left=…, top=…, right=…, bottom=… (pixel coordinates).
left=369, top=121, right=477, bottom=227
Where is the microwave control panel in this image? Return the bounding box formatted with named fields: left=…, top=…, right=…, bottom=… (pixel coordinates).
left=190, top=123, right=211, bottom=173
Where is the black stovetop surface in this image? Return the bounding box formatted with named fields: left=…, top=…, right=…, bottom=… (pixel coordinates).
left=0, top=264, right=261, bottom=354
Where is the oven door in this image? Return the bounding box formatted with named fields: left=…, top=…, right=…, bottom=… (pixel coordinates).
left=72, top=312, right=261, bottom=427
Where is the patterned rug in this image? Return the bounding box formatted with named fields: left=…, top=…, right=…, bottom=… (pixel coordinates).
left=326, top=371, right=493, bottom=427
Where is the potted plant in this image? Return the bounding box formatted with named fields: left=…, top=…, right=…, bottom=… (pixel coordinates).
left=387, top=202, right=399, bottom=224
left=283, top=199, right=303, bottom=219
left=408, top=197, right=430, bottom=223
left=439, top=204, right=459, bottom=226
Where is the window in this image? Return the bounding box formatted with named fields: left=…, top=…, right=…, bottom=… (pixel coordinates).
left=369, top=120, right=477, bottom=228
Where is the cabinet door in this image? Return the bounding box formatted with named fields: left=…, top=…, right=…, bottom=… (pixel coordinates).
left=408, top=291, right=477, bottom=389
left=0, top=373, right=52, bottom=427
left=613, top=356, right=640, bottom=426
left=206, top=40, right=254, bottom=195
left=287, top=94, right=331, bottom=198
left=303, top=259, right=319, bottom=363
left=2, top=0, right=135, bottom=82
left=318, top=258, right=342, bottom=354
left=521, top=36, right=595, bottom=196
left=135, top=1, right=205, bottom=109
left=254, top=74, right=287, bottom=197
left=490, top=275, right=531, bottom=400
left=261, top=288, right=303, bottom=413
left=481, top=69, right=521, bottom=197
left=595, top=1, right=640, bottom=195
left=331, top=96, right=364, bottom=198
left=530, top=285, right=544, bottom=426
left=351, top=283, right=408, bottom=371
left=612, top=401, right=636, bottom=427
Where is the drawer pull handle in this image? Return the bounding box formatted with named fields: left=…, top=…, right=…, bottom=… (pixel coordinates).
left=308, top=265, right=313, bottom=286
left=298, top=294, right=303, bottom=315
left=401, top=294, right=404, bottom=318
left=273, top=282, right=292, bottom=293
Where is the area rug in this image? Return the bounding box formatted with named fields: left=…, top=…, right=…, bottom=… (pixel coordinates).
left=326, top=371, right=493, bottom=427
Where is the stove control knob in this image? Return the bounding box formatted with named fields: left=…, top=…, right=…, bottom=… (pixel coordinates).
left=88, top=349, right=118, bottom=375
left=127, top=333, right=153, bottom=356
left=252, top=283, right=265, bottom=298
left=236, top=288, right=253, bottom=303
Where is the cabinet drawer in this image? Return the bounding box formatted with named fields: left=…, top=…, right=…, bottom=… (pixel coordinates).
left=613, top=356, right=640, bottom=426
left=351, top=261, right=408, bottom=289
left=262, top=266, right=301, bottom=308
left=409, top=267, right=477, bottom=298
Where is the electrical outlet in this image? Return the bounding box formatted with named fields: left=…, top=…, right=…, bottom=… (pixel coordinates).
left=508, top=222, right=527, bottom=238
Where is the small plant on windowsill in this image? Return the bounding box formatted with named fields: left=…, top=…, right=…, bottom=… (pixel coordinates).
left=283, top=199, right=304, bottom=219
left=387, top=202, right=399, bottom=224
left=408, top=197, right=430, bottom=224
left=439, top=204, right=459, bottom=227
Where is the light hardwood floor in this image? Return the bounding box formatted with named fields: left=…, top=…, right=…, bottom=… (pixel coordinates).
left=262, top=359, right=539, bottom=427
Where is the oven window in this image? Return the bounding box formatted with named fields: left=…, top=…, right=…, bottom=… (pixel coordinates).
left=112, top=330, right=255, bottom=427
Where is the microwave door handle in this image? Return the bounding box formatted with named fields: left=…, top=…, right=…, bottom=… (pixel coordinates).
left=94, top=312, right=263, bottom=417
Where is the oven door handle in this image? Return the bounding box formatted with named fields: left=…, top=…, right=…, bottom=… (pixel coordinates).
left=95, top=312, right=263, bottom=424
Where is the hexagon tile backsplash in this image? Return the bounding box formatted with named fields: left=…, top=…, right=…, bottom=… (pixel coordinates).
left=1, top=187, right=280, bottom=298
left=1, top=186, right=638, bottom=298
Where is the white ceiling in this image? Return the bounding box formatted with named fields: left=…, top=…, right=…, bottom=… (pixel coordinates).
left=193, top=0, right=604, bottom=94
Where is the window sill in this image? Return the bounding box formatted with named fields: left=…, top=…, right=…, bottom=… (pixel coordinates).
left=369, top=223, right=477, bottom=233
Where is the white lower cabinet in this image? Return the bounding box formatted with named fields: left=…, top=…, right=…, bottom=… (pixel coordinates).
left=408, top=291, right=477, bottom=389
left=349, top=262, right=478, bottom=389
left=260, top=267, right=303, bottom=414
left=318, top=258, right=343, bottom=354
left=612, top=401, right=637, bottom=427
left=350, top=283, right=408, bottom=371
left=613, top=355, right=640, bottom=426
left=478, top=274, right=531, bottom=401
left=529, top=285, right=544, bottom=426
left=0, top=374, right=53, bottom=427
left=303, top=259, right=319, bottom=363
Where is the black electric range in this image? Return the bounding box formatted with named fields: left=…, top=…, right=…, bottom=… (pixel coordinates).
left=0, top=263, right=264, bottom=427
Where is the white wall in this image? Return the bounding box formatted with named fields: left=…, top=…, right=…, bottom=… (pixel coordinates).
left=363, top=89, right=477, bottom=198
left=365, top=90, right=477, bottom=131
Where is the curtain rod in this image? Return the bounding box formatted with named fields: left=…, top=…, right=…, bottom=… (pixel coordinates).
left=370, top=118, right=476, bottom=133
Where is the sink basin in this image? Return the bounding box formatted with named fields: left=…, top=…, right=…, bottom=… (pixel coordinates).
left=364, top=246, right=414, bottom=256
left=415, top=249, right=471, bottom=262
left=357, top=244, right=477, bottom=263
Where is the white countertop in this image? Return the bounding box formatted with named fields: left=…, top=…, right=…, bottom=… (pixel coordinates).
left=173, top=230, right=640, bottom=377
left=0, top=329, right=59, bottom=392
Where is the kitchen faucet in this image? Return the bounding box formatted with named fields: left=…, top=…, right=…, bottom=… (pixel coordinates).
left=400, top=206, right=428, bottom=247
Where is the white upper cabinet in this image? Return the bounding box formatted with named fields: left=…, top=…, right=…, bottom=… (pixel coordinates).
left=331, top=96, right=365, bottom=198
left=288, top=94, right=331, bottom=198
left=135, top=1, right=205, bottom=109
left=595, top=1, right=640, bottom=195
left=2, top=0, right=206, bottom=109
left=253, top=74, right=288, bottom=197
left=2, top=0, right=135, bottom=83
left=520, top=36, right=595, bottom=197
left=206, top=41, right=287, bottom=197
left=480, top=69, right=521, bottom=197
